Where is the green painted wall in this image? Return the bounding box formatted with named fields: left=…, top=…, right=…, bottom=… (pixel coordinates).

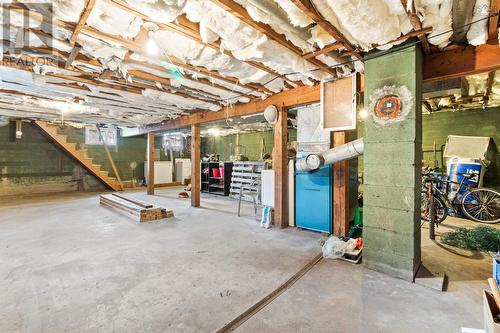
left=357, top=107, right=500, bottom=187
left=0, top=122, right=147, bottom=197
left=422, top=107, right=500, bottom=187
left=61, top=126, right=147, bottom=182
left=0, top=122, right=105, bottom=197
left=201, top=129, right=297, bottom=161
left=362, top=45, right=422, bottom=281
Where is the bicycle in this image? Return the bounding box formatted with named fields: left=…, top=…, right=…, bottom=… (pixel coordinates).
left=421, top=167, right=500, bottom=227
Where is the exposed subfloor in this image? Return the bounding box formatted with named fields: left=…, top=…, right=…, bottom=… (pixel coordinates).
left=0, top=188, right=493, bottom=332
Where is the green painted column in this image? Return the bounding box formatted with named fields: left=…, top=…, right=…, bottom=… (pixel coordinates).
left=363, top=45, right=423, bottom=281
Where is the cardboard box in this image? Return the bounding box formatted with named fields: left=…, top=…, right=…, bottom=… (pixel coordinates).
left=484, top=290, right=500, bottom=333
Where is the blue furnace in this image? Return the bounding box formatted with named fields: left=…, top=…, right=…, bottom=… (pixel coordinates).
left=295, top=162, right=333, bottom=233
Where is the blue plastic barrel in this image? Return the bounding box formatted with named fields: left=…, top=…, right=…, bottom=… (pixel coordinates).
left=447, top=159, right=482, bottom=196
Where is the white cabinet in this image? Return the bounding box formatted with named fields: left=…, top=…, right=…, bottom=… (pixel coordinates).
left=260, top=164, right=295, bottom=226
left=144, top=161, right=173, bottom=185
left=175, top=158, right=192, bottom=182
left=261, top=170, right=275, bottom=207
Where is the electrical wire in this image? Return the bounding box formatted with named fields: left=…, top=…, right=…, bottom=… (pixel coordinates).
left=215, top=12, right=499, bottom=103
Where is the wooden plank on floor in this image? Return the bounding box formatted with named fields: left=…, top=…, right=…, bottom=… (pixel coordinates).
left=111, top=192, right=153, bottom=208
left=100, top=194, right=173, bottom=222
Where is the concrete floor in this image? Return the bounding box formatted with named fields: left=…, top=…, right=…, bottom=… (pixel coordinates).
left=239, top=218, right=492, bottom=333
left=0, top=188, right=494, bottom=332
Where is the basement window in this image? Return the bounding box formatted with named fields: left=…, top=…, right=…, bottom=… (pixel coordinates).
left=85, top=127, right=117, bottom=146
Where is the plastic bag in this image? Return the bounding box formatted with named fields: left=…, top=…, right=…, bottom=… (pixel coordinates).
left=322, top=236, right=357, bottom=259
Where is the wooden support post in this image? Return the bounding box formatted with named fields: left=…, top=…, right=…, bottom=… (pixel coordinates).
left=273, top=106, right=288, bottom=228
left=191, top=124, right=201, bottom=207
left=235, top=133, right=240, bottom=156
left=96, top=125, right=123, bottom=191
left=147, top=132, right=155, bottom=195
left=333, top=131, right=349, bottom=236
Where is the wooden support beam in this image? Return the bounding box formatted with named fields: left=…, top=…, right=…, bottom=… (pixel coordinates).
left=65, top=44, right=82, bottom=68
left=123, top=59, right=237, bottom=97
left=147, top=132, right=155, bottom=195
left=70, top=0, right=97, bottom=45
left=3, top=4, right=273, bottom=96
left=371, top=27, right=433, bottom=49
left=191, top=124, right=201, bottom=207
left=96, top=125, right=124, bottom=190
left=123, top=84, right=321, bottom=136
left=210, top=0, right=339, bottom=76
left=27, top=39, right=235, bottom=101
left=489, top=0, right=500, bottom=41
left=99, top=69, right=113, bottom=79
left=423, top=42, right=500, bottom=82
left=303, top=42, right=343, bottom=60
left=273, top=106, right=288, bottom=228
left=485, top=70, right=496, bottom=104
left=104, top=0, right=302, bottom=86
left=2, top=49, right=223, bottom=107
left=332, top=131, right=349, bottom=236
left=401, top=0, right=431, bottom=54
left=290, top=0, right=362, bottom=60
left=27, top=27, right=245, bottom=98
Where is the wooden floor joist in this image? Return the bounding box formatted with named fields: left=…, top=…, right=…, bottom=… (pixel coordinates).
left=401, top=0, right=432, bottom=54
left=124, top=84, right=321, bottom=136
left=69, top=0, right=97, bottom=45
left=3, top=3, right=275, bottom=96
left=104, top=0, right=302, bottom=87
left=423, top=42, right=500, bottom=82
left=210, top=0, right=339, bottom=77
left=290, top=0, right=362, bottom=60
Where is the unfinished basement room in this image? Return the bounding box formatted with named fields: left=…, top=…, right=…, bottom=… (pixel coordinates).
left=1, top=0, right=500, bottom=332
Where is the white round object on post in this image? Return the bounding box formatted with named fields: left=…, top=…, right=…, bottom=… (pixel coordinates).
left=264, top=105, right=278, bottom=125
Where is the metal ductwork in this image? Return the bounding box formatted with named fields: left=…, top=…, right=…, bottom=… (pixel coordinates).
left=296, top=138, right=364, bottom=172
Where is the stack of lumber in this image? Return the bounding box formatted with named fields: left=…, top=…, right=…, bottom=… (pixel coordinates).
left=229, top=161, right=265, bottom=202
left=100, top=193, right=173, bottom=222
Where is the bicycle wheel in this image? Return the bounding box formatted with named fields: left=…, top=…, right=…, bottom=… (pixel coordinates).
left=421, top=191, right=448, bottom=224
left=461, top=188, right=500, bottom=223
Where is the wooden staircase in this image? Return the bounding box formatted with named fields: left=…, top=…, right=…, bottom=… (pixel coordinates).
left=34, top=121, right=123, bottom=191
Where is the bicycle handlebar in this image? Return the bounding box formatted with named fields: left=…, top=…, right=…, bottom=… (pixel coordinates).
left=422, top=167, right=439, bottom=175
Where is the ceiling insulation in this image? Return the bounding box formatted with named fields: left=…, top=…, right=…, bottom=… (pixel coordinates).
left=0, top=0, right=495, bottom=127
left=87, top=1, right=143, bottom=39
left=423, top=70, right=500, bottom=113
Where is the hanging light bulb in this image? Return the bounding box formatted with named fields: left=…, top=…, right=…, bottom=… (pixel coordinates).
left=146, top=38, right=159, bottom=56
left=15, top=119, right=22, bottom=139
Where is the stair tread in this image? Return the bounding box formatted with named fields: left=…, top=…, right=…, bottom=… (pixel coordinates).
left=36, top=121, right=120, bottom=192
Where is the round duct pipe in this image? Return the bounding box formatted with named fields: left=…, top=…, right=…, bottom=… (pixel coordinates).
left=296, top=138, right=364, bottom=171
